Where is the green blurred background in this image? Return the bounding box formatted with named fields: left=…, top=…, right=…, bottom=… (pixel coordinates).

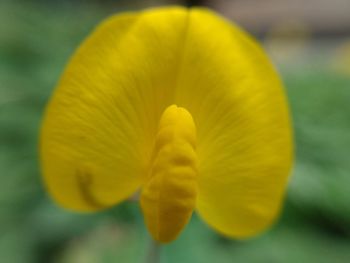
left=1, top=0, right=350, bottom=262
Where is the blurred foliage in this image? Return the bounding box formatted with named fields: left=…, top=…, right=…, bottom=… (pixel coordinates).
left=0, top=1, right=350, bottom=263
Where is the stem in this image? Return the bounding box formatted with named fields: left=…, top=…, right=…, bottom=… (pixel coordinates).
left=145, top=238, right=161, bottom=263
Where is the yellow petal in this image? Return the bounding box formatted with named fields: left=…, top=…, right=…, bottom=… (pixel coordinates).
left=140, top=105, right=198, bottom=243
left=172, top=9, right=293, bottom=238
left=40, top=7, right=190, bottom=211
left=41, top=6, right=293, bottom=240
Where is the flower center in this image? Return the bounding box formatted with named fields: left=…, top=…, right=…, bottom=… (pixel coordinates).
left=140, top=105, right=198, bottom=243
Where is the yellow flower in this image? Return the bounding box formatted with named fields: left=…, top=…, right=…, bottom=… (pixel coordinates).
left=40, top=7, right=293, bottom=244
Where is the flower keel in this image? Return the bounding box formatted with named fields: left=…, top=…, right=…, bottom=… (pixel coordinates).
left=141, top=105, right=198, bottom=243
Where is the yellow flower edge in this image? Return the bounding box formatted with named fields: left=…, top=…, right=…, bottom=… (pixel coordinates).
left=40, top=6, right=293, bottom=243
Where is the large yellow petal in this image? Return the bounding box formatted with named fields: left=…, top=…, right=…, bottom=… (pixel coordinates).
left=41, top=6, right=293, bottom=239
left=40, top=8, right=191, bottom=211
left=172, top=9, right=293, bottom=238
